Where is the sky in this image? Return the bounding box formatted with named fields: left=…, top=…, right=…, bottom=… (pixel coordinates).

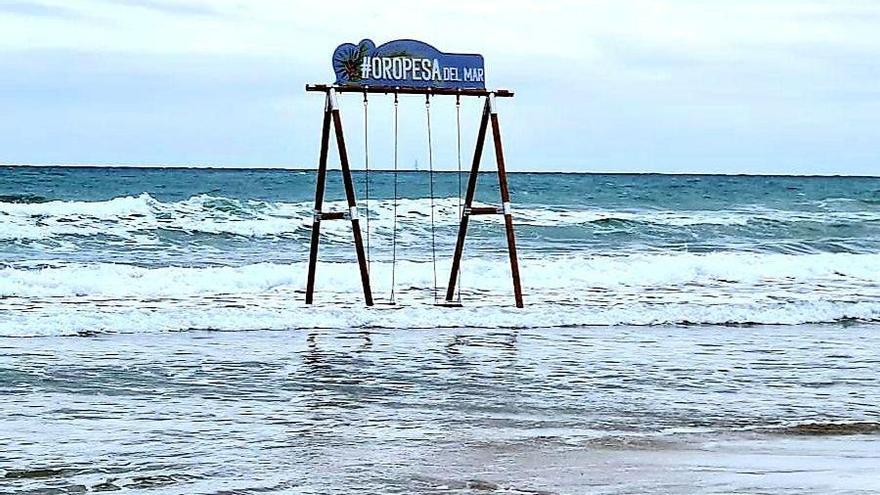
left=0, top=0, right=878, bottom=174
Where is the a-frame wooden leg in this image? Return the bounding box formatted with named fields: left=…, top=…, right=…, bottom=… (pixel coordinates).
left=488, top=94, right=524, bottom=308
left=305, top=89, right=374, bottom=306
left=330, top=91, right=374, bottom=306
left=305, top=95, right=332, bottom=305
left=445, top=99, right=490, bottom=302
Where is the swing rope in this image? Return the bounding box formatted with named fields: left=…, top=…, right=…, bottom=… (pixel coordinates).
left=426, top=94, right=438, bottom=302
left=389, top=93, right=399, bottom=304
left=454, top=94, right=463, bottom=303
left=362, top=91, right=371, bottom=270
left=361, top=92, right=457, bottom=305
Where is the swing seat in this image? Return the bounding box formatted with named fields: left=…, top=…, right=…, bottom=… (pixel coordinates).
left=369, top=299, right=402, bottom=309
left=434, top=300, right=464, bottom=308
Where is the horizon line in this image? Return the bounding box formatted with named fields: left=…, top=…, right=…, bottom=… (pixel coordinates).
left=1, top=163, right=878, bottom=178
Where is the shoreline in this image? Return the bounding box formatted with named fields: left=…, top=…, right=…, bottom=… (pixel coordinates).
left=3, top=326, right=878, bottom=493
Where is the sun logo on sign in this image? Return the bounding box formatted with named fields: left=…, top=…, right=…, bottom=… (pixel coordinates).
left=333, top=40, right=371, bottom=83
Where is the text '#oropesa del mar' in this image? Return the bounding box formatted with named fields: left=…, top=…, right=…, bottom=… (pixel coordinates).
left=358, top=56, right=484, bottom=85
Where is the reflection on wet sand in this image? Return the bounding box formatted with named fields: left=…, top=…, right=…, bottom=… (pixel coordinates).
left=2, top=325, right=879, bottom=494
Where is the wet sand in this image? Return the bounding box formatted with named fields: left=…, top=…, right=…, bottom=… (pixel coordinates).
left=2, top=325, right=878, bottom=494
left=413, top=434, right=880, bottom=494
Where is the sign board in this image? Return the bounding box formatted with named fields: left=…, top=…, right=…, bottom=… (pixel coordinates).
left=332, top=39, right=485, bottom=90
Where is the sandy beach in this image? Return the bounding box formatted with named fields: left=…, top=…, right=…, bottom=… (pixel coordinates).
left=3, top=325, right=878, bottom=494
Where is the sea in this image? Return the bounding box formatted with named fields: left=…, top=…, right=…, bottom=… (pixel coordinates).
left=1, top=166, right=879, bottom=494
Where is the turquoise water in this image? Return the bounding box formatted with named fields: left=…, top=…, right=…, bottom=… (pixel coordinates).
left=4, top=167, right=880, bottom=264
left=2, top=166, right=880, bottom=334
left=2, top=166, right=880, bottom=494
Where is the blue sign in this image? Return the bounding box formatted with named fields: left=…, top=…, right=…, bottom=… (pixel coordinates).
left=332, top=39, right=485, bottom=90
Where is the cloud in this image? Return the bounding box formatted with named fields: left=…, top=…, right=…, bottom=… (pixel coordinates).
left=0, top=0, right=878, bottom=173
left=0, top=1, right=82, bottom=19
left=108, top=0, right=224, bottom=17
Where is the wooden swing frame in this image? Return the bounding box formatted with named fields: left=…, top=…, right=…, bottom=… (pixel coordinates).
left=304, top=84, right=524, bottom=308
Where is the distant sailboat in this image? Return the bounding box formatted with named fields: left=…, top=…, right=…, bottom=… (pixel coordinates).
left=414, top=159, right=420, bottom=171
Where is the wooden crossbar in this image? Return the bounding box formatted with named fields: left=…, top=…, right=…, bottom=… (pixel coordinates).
left=467, top=206, right=503, bottom=215
left=320, top=211, right=347, bottom=220
left=306, top=84, right=514, bottom=98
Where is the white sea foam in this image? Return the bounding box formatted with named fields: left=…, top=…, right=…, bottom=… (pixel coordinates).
left=3, top=194, right=879, bottom=242
left=0, top=194, right=309, bottom=241
left=3, top=252, right=879, bottom=336
left=4, top=252, right=879, bottom=297
left=2, top=298, right=879, bottom=337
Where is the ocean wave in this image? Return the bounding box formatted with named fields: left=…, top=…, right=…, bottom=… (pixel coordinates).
left=2, top=252, right=880, bottom=335
left=4, top=252, right=879, bottom=297
left=0, top=193, right=307, bottom=241
left=2, top=299, right=879, bottom=337
left=0, top=194, right=474, bottom=242
left=2, top=193, right=879, bottom=242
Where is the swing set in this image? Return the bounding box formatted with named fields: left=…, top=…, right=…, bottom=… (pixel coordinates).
left=304, top=39, right=523, bottom=308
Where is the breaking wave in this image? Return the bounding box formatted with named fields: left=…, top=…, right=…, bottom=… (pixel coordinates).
left=3, top=252, right=880, bottom=336
left=3, top=188, right=880, bottom=336
left=2, top=193, right=880, bottom=242
left=3, top=251, right=880, bottom=297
